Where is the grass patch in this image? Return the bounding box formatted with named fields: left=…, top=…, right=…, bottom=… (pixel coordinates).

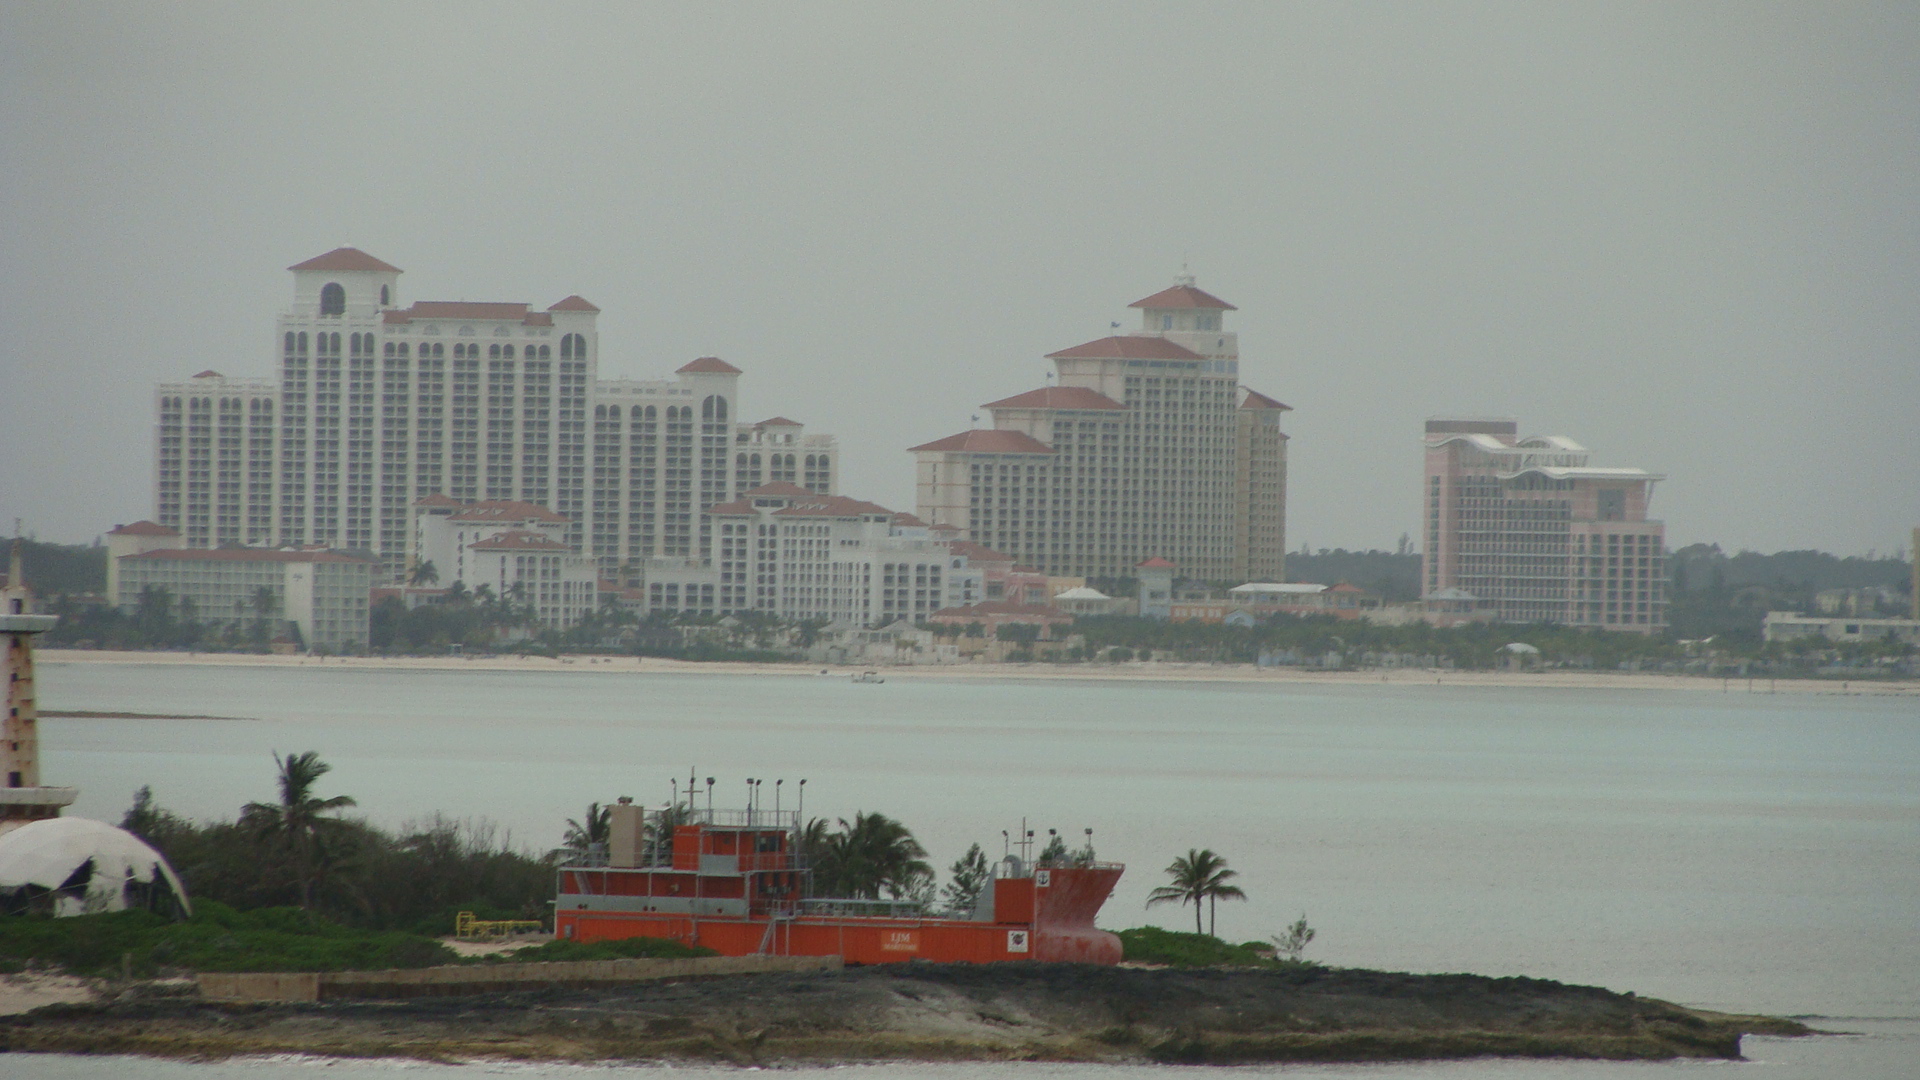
left=0, top=901, right=456, bottom=977
left=1117, top=925, right=1310, bottom=968
left=486, top=936, right=718, bottom=963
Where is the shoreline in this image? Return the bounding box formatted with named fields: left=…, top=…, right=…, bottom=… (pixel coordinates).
left=37, top=647, right=1919, bottom=697
left=0, top=964, right=1813, bottom=1066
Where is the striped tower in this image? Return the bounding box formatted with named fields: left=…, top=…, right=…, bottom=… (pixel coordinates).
left=1, top=542, right=78, bottom=836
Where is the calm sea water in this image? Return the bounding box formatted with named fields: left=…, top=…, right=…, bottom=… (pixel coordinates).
left=15, top=662, right=1920, bottom=1078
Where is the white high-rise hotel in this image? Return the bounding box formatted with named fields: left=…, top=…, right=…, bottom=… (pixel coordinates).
left=910, top=279, right=1289, bottom=581
left=153, top=250, right=838, bottom=580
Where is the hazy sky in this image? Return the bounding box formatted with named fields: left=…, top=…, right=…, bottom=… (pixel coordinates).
left=3, top=3, right=1915, bottom=556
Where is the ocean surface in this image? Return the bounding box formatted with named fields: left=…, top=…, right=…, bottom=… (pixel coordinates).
left=15, top=662, right=1920, bottom=1078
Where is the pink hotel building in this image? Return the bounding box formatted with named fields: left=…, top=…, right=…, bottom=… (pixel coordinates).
left=1423, top=419, right=1667, bottom=633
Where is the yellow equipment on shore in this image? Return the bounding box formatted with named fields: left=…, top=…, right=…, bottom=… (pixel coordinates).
left=455, top=910, right=544, bottom=940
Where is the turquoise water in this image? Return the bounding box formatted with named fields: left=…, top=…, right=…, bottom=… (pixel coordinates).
left=18, top=662, right=1920, bottom=1077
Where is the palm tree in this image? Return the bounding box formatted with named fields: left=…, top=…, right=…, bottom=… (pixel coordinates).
left=241, top=751, right=357, bottom=910
left=1145, top=848, right=1246, bottom=936
left=563, top=802, right=612, bottom=852
left=941, top=843, right=991, bottom=914
left=804, top=812, right=932, bottom=901
left=409, top=559, right=440, bottom=587
left=645, top=802, right=692, bottom=864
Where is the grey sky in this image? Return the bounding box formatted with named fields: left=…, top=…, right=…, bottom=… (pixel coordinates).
left=3, top=3, right=1915, bottom=556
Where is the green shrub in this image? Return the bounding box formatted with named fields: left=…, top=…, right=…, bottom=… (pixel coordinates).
left=0, top=901, right=458, bottom=977
left=1117, top=925, right=1287, bottom=967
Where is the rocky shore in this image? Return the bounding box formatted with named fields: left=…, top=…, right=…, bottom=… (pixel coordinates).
left=0, top=963, right=1809, bottom=1066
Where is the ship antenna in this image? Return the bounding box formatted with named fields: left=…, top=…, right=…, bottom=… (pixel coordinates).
left=775, top=778, right=783, bottom=817
left=706, top=777, right=715, bottom=817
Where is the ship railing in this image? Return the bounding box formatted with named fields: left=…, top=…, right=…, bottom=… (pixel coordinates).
left=997, top=859, right=1126, bottom=878
left=684, top=808, right=800, bottom=829
left=737, top=851, right=805, bottom=873
left=799, top=897, right=928, bottom=919
left=554, top=850, right=678, bottom=870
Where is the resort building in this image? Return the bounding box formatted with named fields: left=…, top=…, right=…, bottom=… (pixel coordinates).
left=653, top=483, right=976, bottom=625
left=104, top=521, right=184, bottom=608
left=409, top=497, right=596, bottom=629
left=910, top=277, right=1289, bottom=581
left=152, top=250, right=838, bottom=582
left=1422, top=419, right=1667, bottom=633
left=1762, top=612, right=1920, bottom=647
left=113, top=545, right=376, bottom=651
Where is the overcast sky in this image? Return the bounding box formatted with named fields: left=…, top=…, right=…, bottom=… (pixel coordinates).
left=2, top=3, right=1914, bottom=557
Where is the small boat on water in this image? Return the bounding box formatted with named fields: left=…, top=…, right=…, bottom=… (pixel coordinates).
left=852, top=671, right=885, bottom=684
left=555, top=802, right=1124, bottom=965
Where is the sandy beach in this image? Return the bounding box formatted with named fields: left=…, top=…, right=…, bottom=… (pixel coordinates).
left=36, top=648, right=1917, bottom=697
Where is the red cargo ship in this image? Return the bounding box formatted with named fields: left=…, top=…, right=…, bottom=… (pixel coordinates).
left=554, top=800, right=1124, bottom=965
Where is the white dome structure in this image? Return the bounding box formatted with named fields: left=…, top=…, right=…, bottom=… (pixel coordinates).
left=0, top=817, right=191, bottom=918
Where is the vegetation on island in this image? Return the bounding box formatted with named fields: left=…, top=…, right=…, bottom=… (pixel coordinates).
left=118, top=766, right=551, bottom=936
left=0, top=902, right=456, bottom=979
left=1118, top=926, right=1307, bottom=968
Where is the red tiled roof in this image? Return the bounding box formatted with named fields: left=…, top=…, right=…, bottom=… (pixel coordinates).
left=467, top=530, right=570, bottom=552
left=414, top=493, right=463, bottom=508
left=548, top=295, right=600, bottom=312
left=742, top=481, right=814, bottom=497
left=892, top=511, right=929, bottom=527
left=774, top=495, right=895, bottom=519
left=401, top=301, right=531, bottom=320
left=1045, top=336, right=1204, bottom=361
left=908, top=430, right=1054, bottom=454
left=678, top=356, right=742, bottom=374
left=109, top=521, right=179, bottom=537
left=1328, top=582, right=1366, bottom=592
left=445, top=499, right=569, bottom=523
left=706, top=499, right=756, bottom=515
left=288, top=248, right=402, bottom=274
left=192, top=370, right=222, bottom=379
left=948, top=540, right=1014, bottom=564
left=523, top=312, right=553, bottom=327
left=755, top=416, right=802, bottom=427
left=1137, top=556, right=1176, bottom=568
left=1128, top=283, right=1236, bottom=310
left=381, top=310, right=411, bottom=324
left=981, top=386, right=1126, bottom=411
left=125, top=547, right=373, bottom=565
left=1239, top=388, right=1292, bottom=411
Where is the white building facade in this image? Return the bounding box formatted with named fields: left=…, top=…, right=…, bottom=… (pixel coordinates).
left=636, top=484, right=978, bottom=625
left=910, top=278, right=1288, bottom=581
left=114, top=547, right=375, bottom=651
left=1423, top=419, right=1667, bottom=633
left=408, top=497, right=595, bottom=629
left=153, top=250, right=838, bottom=583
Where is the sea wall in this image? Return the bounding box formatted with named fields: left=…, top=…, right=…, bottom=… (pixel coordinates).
left=199, top=954, right=841, bottom=1002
